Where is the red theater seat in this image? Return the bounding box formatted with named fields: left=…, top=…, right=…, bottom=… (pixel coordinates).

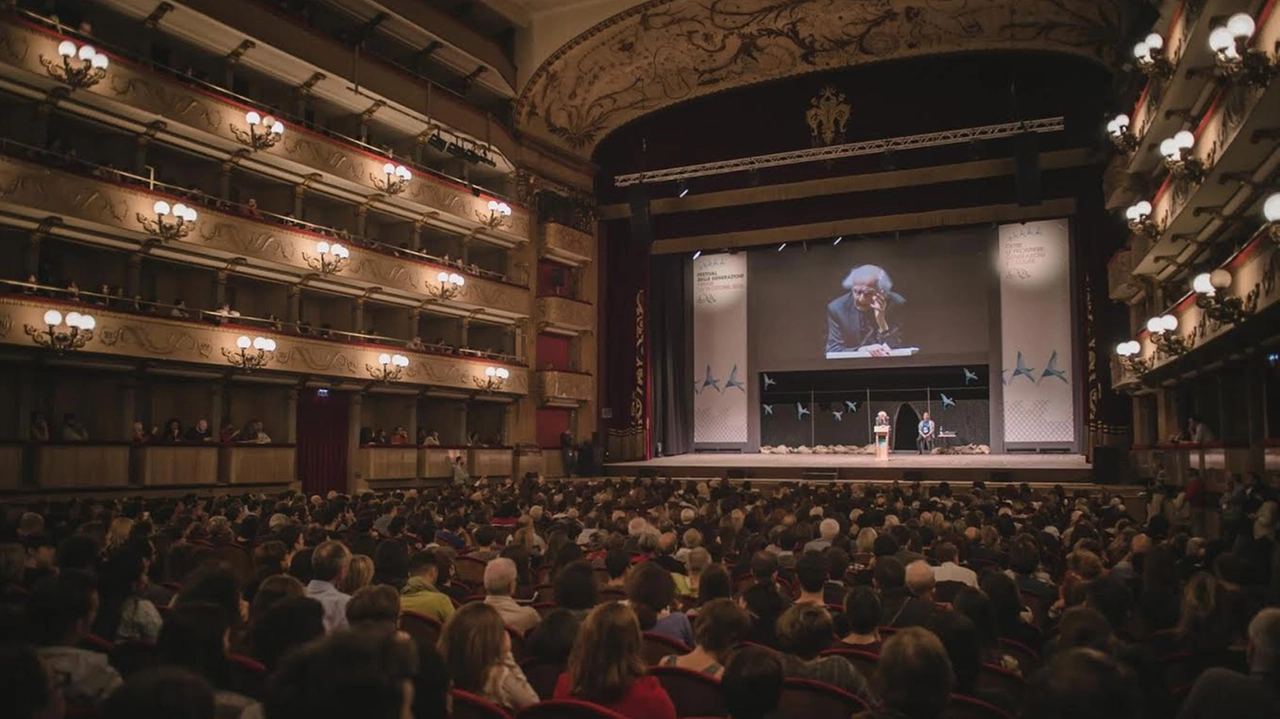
left=516, top=700, right=632, bottom=719
left=452, top=689, right=515, bottom=719
left=651, top=665, right=726, bottom=717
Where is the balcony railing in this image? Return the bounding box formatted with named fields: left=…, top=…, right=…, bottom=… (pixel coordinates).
left=0, top=150, right=532, bottom=318
left=541, top=222, right=595, bottom=266
left=0, top=294, right=530, bottom=395
left=537, top=296, right=595, bottom=336
left=0, top=13, right=530, bottom=242
left=0, top=442, right=296, bottom=492
left=538, top=369, right=594, bottom=406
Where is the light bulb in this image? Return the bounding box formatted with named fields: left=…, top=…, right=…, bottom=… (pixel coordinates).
left=486, top=367, right=497, bottom=377
left=1192, top=273, right=1214, bottom=295
left=1209, top=27, right=1235, bottom=53
left=79, top=315, right=95, bottom=331
left=488, top=200, right=499, bottom=211
left=1133, top=41, right=1150, bottom=60
left=1210, top=268, right=1232, bottom=290
left=173, top=203, right=188, bottom=218
left=183, top=207, right=197, bottom=222
left=498, top=368, right=510, bottom=379
left=1135, top=200, right=1152, bottom=216
left=262, top=116, right=275, bottom=129
left=154, top=200, right=171, bottom=216
left=500, top=203, right=512, bottom=215
left=393, top=354, right=408, bottom=367
left=396, top=166, right=412, bottom=180
left=270, top=121, right=284, bottom=135
left=378, top=353, right=391, bottom=365
left=1146, top=317, right=1165, bottom=334
left=1264, top=193, right=1280, bottom=223
left=1115, top=342, right=1128, bottom=356
left=316, top=241, right=331, bottom=255
left=245, top=111, right=262, bottom=126
left=78, top=45, right=96, bottom=62
left=43, top=309, right=63, bottom=326
left=91, top=53, right=108, bottom=70
left=333, top=245, right=349, bottom=259
left=383, top=162, right=395, bottom=175
left=264, top=339, right=276, bottom=351
left=57, top=40, right=76, bottom=58
left=253, top=337, right=268, bottom=350
left=1227, top=13, right=1255, bottom=40
left=1159, top=138, right=1181, bottom=160
left=437, top=271, right=449, bottom=283
left=65, top=312, right=82, bottom=328
left=1174, top=130, right=1195, bottom=149
left=450, top=274, right=464, bottom=286
left=1144, top=33, right=1164, bottom=51
left=1161, top=314, right=1178, bottom=332
left=237, top=336, right=252, bottom=349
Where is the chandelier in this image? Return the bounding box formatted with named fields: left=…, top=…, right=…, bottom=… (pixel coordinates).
left=474, top=366, right=510, bottom=392
left=367, top=353, right=409, bottom=382
left=304, top=241, right=350, bottom=275
left=231, top=111, right=284, bottom=151
left=41, top=41, right=108, bottom=90
left=427, top=271, right=465, bottom=300
left=1145, top=314, right=1188, bottom=357
left=25, top=309, right=95, bottom=352
left=1133, top=33, right=1173, bottom=79
left=1209, top=13, right=1275, bottom=88
left=1124, top=200, right=1159, bottom=239
left=1158, top=131, right=1204, bottom=184
left=373, top=162, right=412, bottom=195
left=478, top=200, right=512, bottom=229
left=1105, top=113, right=1138, bottom=152
left=223, top=335, right=276, bottom=372
left=137, top=200, right=198, bottom=242
left=1115, top=340, right=1150, bottom=374
left=1193, top=269, right=1252, bottom=326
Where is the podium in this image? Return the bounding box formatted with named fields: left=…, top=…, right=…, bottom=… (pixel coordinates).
left=874, top=425, right=891, bottom=461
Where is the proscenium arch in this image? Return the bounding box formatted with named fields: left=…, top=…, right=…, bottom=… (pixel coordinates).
left=515, top=0, right=1135, bottom=159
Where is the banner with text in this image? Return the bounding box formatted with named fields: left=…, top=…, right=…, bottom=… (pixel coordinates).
left=999, top=219, right=1076, bottom=445
left=693, top=253, right=749, bottom=444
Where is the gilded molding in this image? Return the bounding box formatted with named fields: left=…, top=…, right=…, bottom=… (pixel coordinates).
left=542, top=222, right=595, bottom=264
left=539, top=369, right=594, bottom=403
left=516, top=0, right=1129, bottom=156
left=538, top=296, right=595, bottom=332
left=98, top=325, right=213, bottom=358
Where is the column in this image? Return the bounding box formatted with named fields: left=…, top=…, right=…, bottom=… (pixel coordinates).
left=133, top=136, right=150, bottom=176
left=356, top=205, right=369, bottom=237
left=209, top=383, right=225, bottom=440
left=214, top=270, right=228, bottom=308
left=406, top=398, right=419, bottom=447
left=293, top=183, right=306, bottom=218
left=119, top=378, right=138, bottom=442
left=348, top=393, right=364, bottom=491
left=505, top=325, right=517, bottom=358
left=352, top=298, right=366, bottom=334
left=25, top=231, right=42, bottom=280
left=33, top=103, right=52, bottom=147
left=410, top=223, right=423, bottom=253
left=287, top=286, right=302, bottom=325
left=461, top=236, right=472, bottom=265
left=460, top=318, right=471, bottom=349
left=219, top=161, right=234, bottom=200
left=407, top=308, right=420, bottom=342
left=1245, top=361, right=1266, bottom=473
left=125, top=253, right=143, bottom=298
left=286, top=389, right=299, bottom=443
left=455, top=403, right=468, bottom=446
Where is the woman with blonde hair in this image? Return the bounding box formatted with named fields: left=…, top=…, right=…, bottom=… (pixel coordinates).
left=439, top=603, right=539, bottom=711
left=339, top=554, right=374, bottom=595
left=105, top=517, right=134, bottom=554
left=554, top=602, right=676, bottom=719
left=855, top=527, right=878, bottom=555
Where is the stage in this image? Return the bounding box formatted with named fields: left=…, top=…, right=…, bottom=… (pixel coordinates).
left=606, top=451, right=1092, bottom=484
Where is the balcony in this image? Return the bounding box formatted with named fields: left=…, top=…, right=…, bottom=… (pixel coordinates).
left=538, top=369, right=593, bottom=406
left=0, top=295, right=529, bottom=395
left=1107, top=247, right=1145, bottom=303
left=0, top=15, right=531, bottom=244
left=537, top=296, right=594, bottom=336
left=541, top=222, right=595, bottom=266
left=0, top=152, right=532, bottom=319
left=0, top=442, right=296, bottom=493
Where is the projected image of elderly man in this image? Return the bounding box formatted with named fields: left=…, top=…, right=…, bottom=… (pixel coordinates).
left=825, top=264, right=905, bottom=357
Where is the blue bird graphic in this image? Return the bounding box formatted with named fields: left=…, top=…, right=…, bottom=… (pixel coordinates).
left=845, top=400, right=859, bottom=413
left=832, top=410, right=843, bottom=422
left=1011, top=352, right=1036, bottom=383
left=724, top=365, right=746, bottom=392
left=763, top=404, right=773, bottom=416
left=763, top=373, right=776, bottom=389
left=940, top=393, right=956, bottom=408
left=1040, top=351, right=1068, bottom=383
left=796, top=403, right=810, bottom=421
left=697, top=364, right=721, bottom=394
left=963, top=368, right=979, bottom=384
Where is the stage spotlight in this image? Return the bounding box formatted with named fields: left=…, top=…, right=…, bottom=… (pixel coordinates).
left=777, top=243, right=787, bottom=252
left=426, top=133, right=447, bottom=151
left=692, top=250, right=701, bottom=260
left=833, top=236, right=843, bottom=246
left=677, top=180, right=689, bottom=198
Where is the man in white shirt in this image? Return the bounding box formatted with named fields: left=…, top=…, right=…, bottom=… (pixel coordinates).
left=30, top=571, right=123, bottom=707
left=804, top=518, right=841, bottom=553
left=483, top=558, right=541, bottom=635
left=931, top=542, right=977, bottom=598
left=305, top=540, right=352, bottom=631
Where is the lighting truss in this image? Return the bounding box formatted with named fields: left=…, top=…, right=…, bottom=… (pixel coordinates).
left=614, top=117, right=1065, bottom=187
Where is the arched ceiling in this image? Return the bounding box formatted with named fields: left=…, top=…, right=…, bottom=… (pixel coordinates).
left=514, top=0, right=1135, bottom=159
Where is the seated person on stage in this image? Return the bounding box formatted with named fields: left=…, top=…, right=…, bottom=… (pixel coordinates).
left=917, top=411, right=935, bottom=454
left=826, top=264, right=905, bottom=356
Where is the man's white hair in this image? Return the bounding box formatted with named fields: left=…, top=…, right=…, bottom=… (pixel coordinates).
left=820, top=518, right=840, bottom=540
left=842, top=264, right=894, bottom=293
left=484, top=557, right=518, bottom=595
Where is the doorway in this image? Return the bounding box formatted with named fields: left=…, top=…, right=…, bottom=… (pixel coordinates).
left=296, top=389, right=349, bottom=496
left=892, top=403, right=920, bottom=451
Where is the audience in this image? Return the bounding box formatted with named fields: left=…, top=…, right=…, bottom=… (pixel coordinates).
left=657, top=598, right=749, bottom=677
left=28, top=570, right=124, bottom=706
left=399, top=549, right=454, bottom=623
left=862, top=627, right=954, bottom=719
left=1024, top=647, right=1143, bottom=719
left=776, top=603, right=874, bottom=701
left=439, top=603, right=539, bottom=710
left=483, top=557, right=540, bottom=634
left=840, top=586, right=884, bottom=652
left=554, top=602, right=677, bottom=719
left=721, top=646, right=784, bottom=719
left=305, top=541, right=352, bottom=632
left=1178, top=606, right=1280, bottom=719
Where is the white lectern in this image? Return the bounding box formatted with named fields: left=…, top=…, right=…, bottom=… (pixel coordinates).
left=874, top=424, right=891, bottom=461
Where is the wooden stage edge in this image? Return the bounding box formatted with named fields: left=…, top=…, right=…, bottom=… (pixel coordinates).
left=605, top=452, right=1094, bottom=484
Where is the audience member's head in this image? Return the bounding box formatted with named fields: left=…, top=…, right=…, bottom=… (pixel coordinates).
left=692, top=598, right=751, bottom=659
left=247, top=596, right=325, bottom=670
left=311, top=541, right=352, bottom=586
left=874, top=556, right=906, bottom=591
left=905, top=560, right=936, bottom=600
left=777, top=603, right=834, bottom=660
left=604, top=549, right=630, bottom=581
left=698, top=565, right=733, bottom=604
left=158, top=603, right=230, bottom=685
left=437, top=602, right=510, bottom=696
left=795, top=552, right=826, bottom=594
left=27, top=569, right=98, bottom=646
left=483, top=558, right=519, bottom=598
left=339, top=555, right=373, bottom=595
left=626, top=562, right=677, bottom=630
left=874, top=627, right=954, bottom=719
left=555, top=560, right=598, bottom=610
left=177, top=565, right=245, bottom=627
left=722, top=646, right=783, bottom=719
left=263, top=630, right=418, bottom=719
left=565, top=602, right=647, bottom=704
left=929, top=611, right=982, bottom=693
left=1023, top=648, right=1142, bottom=719
left=104, top=667, right=214, bottom=719
left=346, top=585, right=401, bottom=630
left=1247, top=607, right=1280, bottom=674
left=845, top=586, right=882, bottom=636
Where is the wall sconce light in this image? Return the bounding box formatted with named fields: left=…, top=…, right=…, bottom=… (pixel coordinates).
left=304, top=241, right=350, bottom=275
left=1146, top=314, right=1189, bottom=356
left=40, top=41, right=108, bottom=90
left=1263, top=191, right=1280, bottom=243
left=426, top=271, right=465, bottom=300
left=137, top=200, right=197, bottom=242
left=478, top=200, right=512, bottom=229
left=1115, top=340, right=1150, bottom=374
left=1125, top=200, right=1160, bottom=238
left=1158, top=131, right=1205, bottom=184
left=25, top=309, right=95, bottom=352
left=222, top=335, right=275, bottom=372
left=373, top=162, right=412, bottom=195
left=231, top=111, right=284, bottom=151
left=367, top=352, right=409, bottom=382
left=1209, top=13, right=1276, bottom=87
left=1193, top=269, right=1252, bottom=326
left=474, top=365, right=510, bottom=392
left=1134, top=33, right=1173, bottom=79
left=1106, top=113, right=1138, bottom=152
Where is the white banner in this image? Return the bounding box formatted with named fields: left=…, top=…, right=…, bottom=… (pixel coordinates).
left=999, top=219, right=1075, bottom=444
left=693, top=253, right=748, bottom=444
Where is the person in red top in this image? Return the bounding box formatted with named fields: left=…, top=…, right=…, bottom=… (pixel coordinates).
left=553, top=602, right=677, bottom=719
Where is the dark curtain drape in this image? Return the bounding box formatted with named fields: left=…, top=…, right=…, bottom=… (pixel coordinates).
left=650, top=254, right=694, bottom=456
left=297, top=390, right=349, bottom=496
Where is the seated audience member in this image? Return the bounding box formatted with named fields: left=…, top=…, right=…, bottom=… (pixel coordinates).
left=471, top=526, right=500, bottom=562
left=876, top=557, right=935, bottom=628
left=1023, top=648, right=1143, bottom=719
left=860, top=627, right=953, bottom=719
left=653, top=533, right=688, bottom=577
left=158, top=603, right=254, bottom=719
left=0, top=644, right=67, bottom=719
left=627, top=562, right=694, bottom=646
left=603, top=548, right=630, bottom=589
left=28, top=570, right=124, bottom=706
left=930, top=611, right=1017, bottom=715
left=805, top=518, right=841, bottom=553
left=263, top=630, right=418, bottom=719
left=345, top=585, right=401, bottom=632
left=743, top=551, right=792, bottom=647
left=776, top=603, right=874, bottom=701
left=400, top=548, right=455, bottom=624
left=795, top=551, right=828, bottom=605
left=104, top=667, right=215, bottom=719
left=243, top=596, right=324, bottom=671
left=94, top=547, right=164, bottom=643
left=554, top=560, right=599, bottom=617
left=980, top=571, right=1041, bottom=649
left=824, top=548, right=853, bottom=606
left=1009, top=541, right=1057, bottom=599
left=438, top=603, right=539, bottom=711
left=685, top=547, right=712, bottom=596
left=553, top=602, right=677, bottom=719
left=697, top=565, right=734, bottom=606
left=721, top=646, right=784, bottom=719
left=305, top=540, right=353, bottom=631
left=658, top=598, right=751, bottom=678
left=1178, top=607, right=1280, bottom=719
left=372, top=540, right=410, bottom=591
left=248, top=575, right=305, bottom=624
left=952, top=586, right=1020, bottom=673
left=339, top=554, right=373, bottom=595
left=484, top=558, right=540, bottom=635
left=840, top=586, right=884, bottom=652
left=526, top=608, right=581, bottom=664
left=932, top=542, right=977, bottom=598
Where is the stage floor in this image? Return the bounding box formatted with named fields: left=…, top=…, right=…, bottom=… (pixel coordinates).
left=607, top=452, right=1091, bottom=483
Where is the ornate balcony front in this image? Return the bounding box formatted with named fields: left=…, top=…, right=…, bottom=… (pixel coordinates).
left=0, top=295, right=529, bottom=395
left=1107, top=248, right=1145, bottom=304
left=541, top=222, right=595, bottom=266
left=538, top=369, right=593, bottom=406
left=0, top=154, right=531, bottom=319
left=537, top=296, right=594, bottom=336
